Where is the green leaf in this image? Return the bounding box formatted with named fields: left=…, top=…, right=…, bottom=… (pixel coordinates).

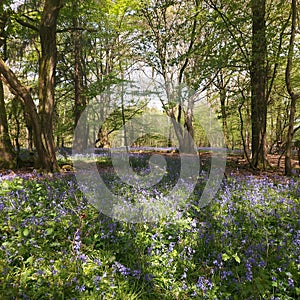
left=50, top=242, right=61, bottom=247
left=46, top=228, right=54, bottom=235
left=0, top=190, right=9, bottom=196
left=23, top=228, right=30, bottom=237
left=21, top=269, right=32, bottom=283
left=222, top=253, right=230, bottom=261
left=233, top=253, right=240, bottom=263
left=108, top=255, right=116, bottom=263
left=25, top=256, right=34, bottom=265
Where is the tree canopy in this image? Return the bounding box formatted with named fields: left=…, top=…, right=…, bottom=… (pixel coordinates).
left=0, top=0, right=299, bottom=174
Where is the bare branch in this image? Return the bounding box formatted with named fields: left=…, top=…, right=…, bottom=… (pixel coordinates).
left=14, top=17, right=38, bottom=31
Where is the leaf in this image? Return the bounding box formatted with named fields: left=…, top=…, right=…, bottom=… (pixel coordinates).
left=25, top=256, right=34, bottom=265
left=222, top=253, right=230, bottom=261
left=108, top=255, right=116, bottom=263
left=233, top=253, right=240, bottom=263
left=46, top=228, right=54, bottom=235
left=23, top=228, right=30, bottom=237
left=50, top=242, right=61, bottom=247
left=21, top=269, right=32, bottom=283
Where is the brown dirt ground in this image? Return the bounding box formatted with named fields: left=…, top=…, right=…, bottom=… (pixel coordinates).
left=224, top=154, right=300, bottom=178
left=0, top=153, right=299, bottom=180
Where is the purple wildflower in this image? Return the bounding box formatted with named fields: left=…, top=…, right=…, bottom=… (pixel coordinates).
left=288, top=277, right=294, bottom=287
left=145, top=273, right=153, bottom=282
left=195, top=276, right=213, bottom=292
left=245, top=261, right=253, bottom=282
left=36, top=270, right=45, bottom=275
left=75, top=284, right=85, bottom=292
left=114, top=261, right=131, bottom=276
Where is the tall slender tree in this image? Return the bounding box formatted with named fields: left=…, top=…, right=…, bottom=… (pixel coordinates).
left=250, top=0, right=267, bottom=168
left=138, top=0, right=203, bottom=153
left=38, top=0, right=64, bottom=171
left=284, top=0, right=299, bottom=176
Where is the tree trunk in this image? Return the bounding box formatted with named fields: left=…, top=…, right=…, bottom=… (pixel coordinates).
left=0, top=0, right=64, bottom=172
left=250, top=0, right=267, bottom=169
left=0, top=57, right=55, bottom=170
left=0, top=7, right=15, bottom=168
left=0, top=80, right=16, bottom=168
left=215, top=72, right=229, bottom=148
left=95, top=126, right=111, bottom=148
left=169, top=106, right=195, bottom=154
left=37, top=0, right=63, bottom=171
left=72, top=1, right=86, bottom=127
left=285, top=0, right=299, bottom=176
left=220, top=87, right=228, bottom=148
left=183, top=95, right=195, bottom=153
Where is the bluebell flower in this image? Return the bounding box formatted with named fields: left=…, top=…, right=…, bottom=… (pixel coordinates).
left=168, top=242, right=175, bottom=252
left=196, top=276, right=213, bottom=292
left=191, top=291, right=197, bottom=296
left=94, top=258, right=102, bottom=266
left=52, top=269, right=58, bottom=275
left=75, top=284, right=85, bottom=292
left=36, top=269, right=45, bottom=275
left=245, top=261, right=253, bottom=282
left=221, top=270, right=233, bottom=280
left=132, top=269, right=142, bottom=279
left=288, top=277, right=294, bottom=287
left=114, top=261, right=130, bottom=276
left=145, top=273, right=153, bottom=282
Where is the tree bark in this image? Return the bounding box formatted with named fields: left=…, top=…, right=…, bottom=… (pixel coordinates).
left=215, top=72, right=229, bottom=148
left=37, top=0, right=63, bottom=171
left=0, top=0, right=64, bottom=172
left=0, top=80, right=16, bottom=168
left=0, top=57, right=54, bottom=170
left=0, top=6, right=15, bottom=168
left=72, top=2, right=86, bottom=127
left=285, top=0, right=299, bottom=176
left=250, top=0, right=267, bottom=169
left=169, top=104, right=196, bottom=153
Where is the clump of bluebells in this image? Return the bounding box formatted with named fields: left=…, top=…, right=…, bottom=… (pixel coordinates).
left=0, top=168, right=300, bottom=299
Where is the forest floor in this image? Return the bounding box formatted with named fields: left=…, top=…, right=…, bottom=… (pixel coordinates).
left=1, top=152, right=299, bottom=299
left=225, top=153, right=300, bottom=178
left=0, top=153, right=299, bottom=180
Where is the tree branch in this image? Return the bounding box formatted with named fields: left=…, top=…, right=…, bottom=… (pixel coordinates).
left=14, top=17, right=38, bottom=31
left=56, top=27, right=98, bottom=33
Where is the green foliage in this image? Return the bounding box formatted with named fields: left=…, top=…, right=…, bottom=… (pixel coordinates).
left=0, top=171, right=299, bottom=299
left=2, top=0, right=300, bottom=162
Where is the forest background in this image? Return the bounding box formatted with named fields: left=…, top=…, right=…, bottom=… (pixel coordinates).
left=0, top=0, right=299, bottom=176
